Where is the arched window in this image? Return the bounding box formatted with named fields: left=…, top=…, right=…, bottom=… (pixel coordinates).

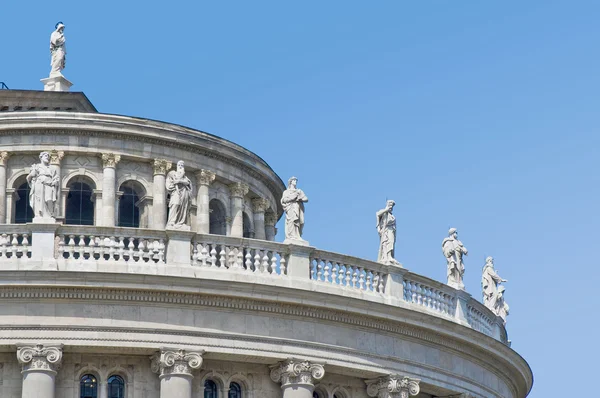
left=66, top=179, right=94, bottom=225
left=313, top=393, right=320, bottom=398
left=205, top=379, right=218, bottom=398
left=209, top=199, right=227, bottom=235
left=229, top=382, right=241, bottom=398
left=80, top=374, right=98, bottom=398
left=14, top=182, right=33, bottom=223
left=118, top=181, right=144, bottom=228
left=242, top=212, right=252, bottom=238
left=107, top=375, right=125, bottom=398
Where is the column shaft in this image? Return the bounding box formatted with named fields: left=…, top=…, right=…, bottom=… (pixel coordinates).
left=252, top=198, right=269, bottom=240
left=229, top=183, right=249, bottom=238
left=101, top=154, right=120, bottom=227
left=151, top=349, right=203, bottom=398
left=270, top=358, right=324, bottom=398
left=17, top=344, right=63, bottom=398
left=265, top=213, right=277, bottom=241
left=195, top=170, right=216, bottom=234
left=0, top=152, right=9, bottom=224
left=152, top=159, right=172, bottom=230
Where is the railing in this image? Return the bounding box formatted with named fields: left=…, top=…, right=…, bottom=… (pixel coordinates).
left=0, top=225, right=31, bottom=259
left=403, top=274, right=456, bottom=317
left=467, top=301, right=495, bottom=337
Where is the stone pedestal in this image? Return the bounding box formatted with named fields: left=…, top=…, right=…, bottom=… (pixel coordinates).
left=195, top=170, right=216, bottom=234
left=29, top=221, right=60, bottom=267
left=41, top=74, right=73, bottom=92
left=270, top=358, right=325, bottom=398
left=454, top=290, right=472, bottom=327
left=150, top=348, right=203, bottom=398
left=285, top=244, right=313, bottom=279
left=365, top=375, right=421, bottom=398
left=229, top=183, right=249, bottom=238
left=165, top=229, right=195, bottom=267
left=17, top=344, right=63, bottom=398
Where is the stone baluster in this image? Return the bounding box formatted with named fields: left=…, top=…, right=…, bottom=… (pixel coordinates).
left=229, top=183, right=249, bottom=237
left=0, top=152, right=10, bottom=223
left=251, top=198, right=269, bottom=240
left=270, top=358, right=325, bottom=398
left=101, top=153, right=121, bottom=227
left=152, top=159, right=172, bottom=230
left=49, top=150, right=64, bottom=219
left=17, top=344, right=63, bottom=398
left=365, top=375, right=420, bottom=398
left=195, top=169, right=216, bottom=234
left=150, top=348, right=204, bottom=398
left=264, top=213, right=277, bottom=241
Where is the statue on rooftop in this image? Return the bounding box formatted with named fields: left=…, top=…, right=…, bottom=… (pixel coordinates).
left=166, top=161, right=192, bottom=229
left=442, top=228, right=468, bottom=290
left=26, top=152, right=59, bottom=220
left=482, top=257, right=509, bottom=324
left=376, top=200, right=401, bottom=266
left=281, top=176, right=308, bottom=242
left=50, top=22, right=67, bottom=76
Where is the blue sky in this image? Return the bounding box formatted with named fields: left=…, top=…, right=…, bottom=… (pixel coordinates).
left=4, top=1, right=599, bottom=396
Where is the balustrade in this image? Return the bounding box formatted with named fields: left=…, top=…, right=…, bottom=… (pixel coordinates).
left=0, top=229, right=31, bottom=260
left=467, top=302, right=495, bottom=337
left=403, top=276, right=456, bottom=317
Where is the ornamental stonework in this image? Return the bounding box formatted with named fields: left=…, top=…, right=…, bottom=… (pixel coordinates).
left=102, top=153, right=121, bottom=168
left=150, top=349, right=203, bottom=377
left=153, top=159, right=172, bottom=175
left=229, top=182, right=249, bottom=198
left=49, top=149, right=65, bottom=165
left=0, top=151, right=9, bottom=166
left=17, top=344, right=63, bottom=373
left=366, top=375, right=420, bottom=398
left=251, top=198, right=270, bottom=213
left=196, top=169, right=216, bottom=186
left=270, top=358, right=325, bottom=387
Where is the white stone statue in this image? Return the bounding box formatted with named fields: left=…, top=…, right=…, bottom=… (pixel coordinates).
left=376, top=200, right=401, bottom=266
left=482, top=257, right=509, bottom=323
left=442, top=228, right=468, bottom=290
left=166, top=161, right=192, bottom=229
left=281, top=176, right=308, bottom=242
left=26, top=152, right=59, bottom=220
left=49, top=22, right=67, bottom=76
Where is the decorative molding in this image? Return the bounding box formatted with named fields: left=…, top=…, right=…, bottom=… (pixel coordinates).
left=150, top=348, right=203, bottom=378
left=366, top=375, right=420, bottom=398
left=101, top=153, right=121, bottom=168
left=229, top=182, right=249, bottom=198
left=195, top=169, right=216, bottom=186
left=17, top=344, right=63, bottom=374
left=153, top=159, right=172, bottom=176
left=270, top=358, right=325, bottom=387
left=49, top=150, right=65, bottom=166
left=251, top=198, right=270, bottom=213
left=0, top=151, right=10, bottom=166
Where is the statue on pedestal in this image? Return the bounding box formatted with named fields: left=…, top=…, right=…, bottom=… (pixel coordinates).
left=50, top=22, right=66, bottom=76
left=281, top=176, right=308, bottom=242
left=26, top=152, right=59, bottom=220
left=166, top=161, right=192, bottom=229
left=482, top=257, right=509, bottom=323
left=442, top=228, right=468, bottom=290
left=376, top=200, right=401, bottom=266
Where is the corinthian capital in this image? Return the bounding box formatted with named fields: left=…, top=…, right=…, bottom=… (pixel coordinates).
left=0, top=151, right=10, bottom=166
left=366, top=375, right=420, bottom=398
left=252, top=198, right=270, bottom=213
left=102, top=153, right=121, bottom=168
left=49, top=150, right=65, bottom=165
left=150, top=349, right=204, bottom=377
left=17, top=344, right=63, bottom=374
left=195, top=169, right=216, bottom=186
left=229, top=182, right=249, bottom=198
left=153, top=159, right=172, bottom=175
left=270, top=358, right=325, bottom=387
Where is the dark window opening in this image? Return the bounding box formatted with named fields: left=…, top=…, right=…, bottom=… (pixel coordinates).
left=66, top=182, right=94, bottom=225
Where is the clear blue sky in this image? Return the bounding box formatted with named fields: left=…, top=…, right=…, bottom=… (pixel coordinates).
left=4, top=1, right=599, bottom=396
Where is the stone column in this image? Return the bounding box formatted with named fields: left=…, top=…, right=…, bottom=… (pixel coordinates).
left=195, top=170, right=216, bottom=234
left=6, top=188, right=15, bottom=223
left=225, top=216, right=232, bottom=236
left=365, top=375, right=420, bottom=398
left=229, top=183, right=249, bottom=238
left=0, top=152, right=10, bottom=224
left=91, top=190, right=102, bottom=226
left=49, top=150, right=64, bottom=219
left=251, top=198, right=269, bottom=240
left=17, top=344, right=63, bottom=398
left=265, top=213, right=277, bottom=241
left=270, top=358, right=325, bottom=398
left=150, top=348, right=203, bottom=398
left=101, top=153, right=121, bottom=227
left=152, top=159, right=172, bottom=230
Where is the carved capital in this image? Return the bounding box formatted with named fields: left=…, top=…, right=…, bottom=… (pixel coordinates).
left=270, top=358, right=325, bottom=387
left=366, top=376, right=420, bottom=398
left=264, top=213, right=277, bottom=226
left=17, top=344, right=63, bottom=374
left=153, top=159, right=172, bottom=175
left=150, top=349, right=203, bottom=378
left=101, top=153, right=121, bottom=168
left=195, top=169, right=216, bottom=186
left=49, top=150, right=65, bottom=165
left=251, top=198, right=270, bottom=213
left=0, top=151, right=10, bottom=166
left=229, top=182, right=249, bottom=198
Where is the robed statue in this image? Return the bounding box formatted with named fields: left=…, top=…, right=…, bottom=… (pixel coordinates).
left=281, top=176, right=308, bottom=242
left=50, top=22, right=67, bottom=75
left=26, top=152, right=59, bottom=220
left=482, top=257, right=509, bottom=324
left=442, top=228, right=468, bottom=290
left=376, top=200, right=401, bottom=265
left=166, top=160, right=192, bottom=229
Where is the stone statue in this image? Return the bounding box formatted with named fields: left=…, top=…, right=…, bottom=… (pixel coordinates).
left=376, top=200, right=401, bottom=265
left=442, top=228, right=468, bottom=290
left=281, top=176, right=308, bottom=242
left=482, top=257, right=509, bottom=323
left=26, top=152, right=59, bottom=220
left=50, top=22, right=67, bottom=76
left=166, top=161, right=192, bottom=229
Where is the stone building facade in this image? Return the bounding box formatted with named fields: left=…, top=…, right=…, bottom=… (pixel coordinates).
left=0, top=90, right=533, bottom=398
